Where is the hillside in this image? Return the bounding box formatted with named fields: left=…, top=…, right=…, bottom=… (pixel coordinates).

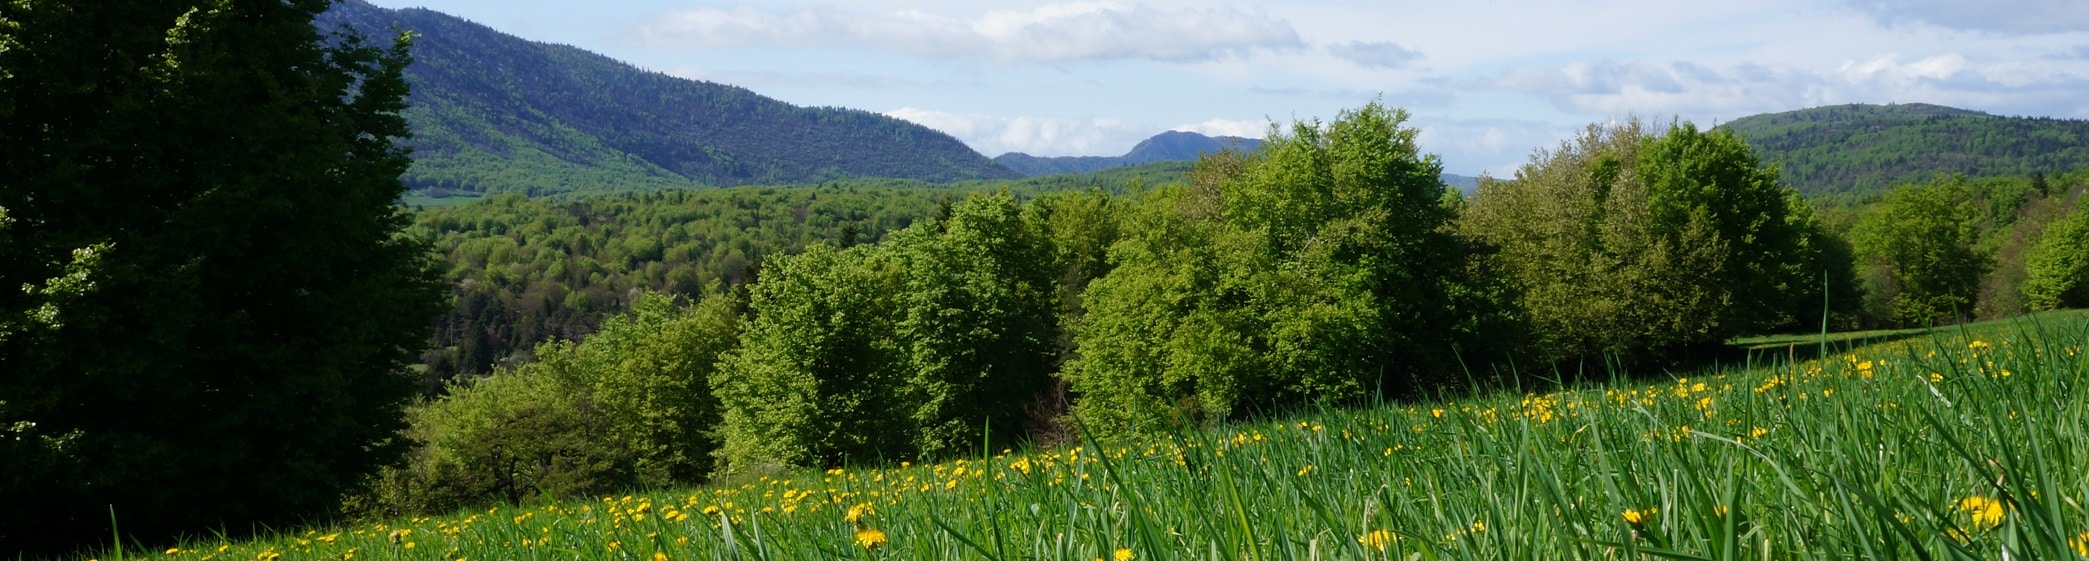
left=1723, top=103, right=2089, bottom=198
left=995, top=131, right=1262, bottom=176
left=318, top=1, right=1019, bottom=196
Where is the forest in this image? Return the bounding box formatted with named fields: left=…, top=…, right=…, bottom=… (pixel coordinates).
left=364, top=105, right=2089, bottom=520
left=10, top=1, right=2089, bottom=558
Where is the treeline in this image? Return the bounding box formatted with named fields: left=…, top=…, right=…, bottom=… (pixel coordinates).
left=364, top=102, right=2089, bottom=517
left=317, top=1, right=1020, bottom=196
left=405, top=162, right=1192, bottom=390
left=1724, top=103, right=2089, bottom=199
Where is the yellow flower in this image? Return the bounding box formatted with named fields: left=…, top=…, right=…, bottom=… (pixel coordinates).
left=1622, top=508, right=1654, bottom=525
left=1959, top=496, right=2006, bottom=529
left=1114, top=548, right=1135, bottom=561
left=2070, top=530, right=2089, bottom=556
left=846, top=503, right=874, bottom=524
left=854, top=528, right=888, bottom=551
left=1357, top=529, right=1394, bottom=551
left=1296, top=464, right=1314, bottom=476
left=653, top=551, right=670, bottom=561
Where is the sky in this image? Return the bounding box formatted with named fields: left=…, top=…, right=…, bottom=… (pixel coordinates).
left=361, top=0, right=2089, bottom=177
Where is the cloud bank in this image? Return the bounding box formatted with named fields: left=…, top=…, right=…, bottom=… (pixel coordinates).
left=639, top=2, right=1305, bottom=63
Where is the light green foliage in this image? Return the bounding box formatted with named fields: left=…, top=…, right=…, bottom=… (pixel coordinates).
left=890, top=193, right=1061, bottom=457
left=1852, top=176, right=1990, bottom=326
left=377, top=291, right=741, bottom=514
left=1462, top=119, right=1828, bottom=359
left=2024, top=204, right=2089, bottom=310
left=1067, top=102, right=1497, bottom=434
left=713, top=244, right=910, bottom=473
left=379, top=361, right=625, bottom=515
left=715, top=193, right=1067, bottom=470
left=533, top=292, right=740, bottom=484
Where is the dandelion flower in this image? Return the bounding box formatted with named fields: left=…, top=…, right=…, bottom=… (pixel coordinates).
left=1115, top=548, right=1135, bottom=561
left=1959, top=496, right=2006, bottom=529
left=854, top=528, right=888, bottom=551
left=1357, top=529, right=1394, bottom=551
left=1622, top=508, right=1654, bottom=525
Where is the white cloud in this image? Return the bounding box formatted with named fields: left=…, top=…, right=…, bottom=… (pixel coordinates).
left=1171, top=118, right=1271, bottom=139
left=1480, top=54, right=2089, bottom=120
left=637, top=3, right=1304, bottom=63
left=884, top=108, right=1155, bottom=156
left=1326, top=41, right=1423, bottom=70
left=1851, top=0, right=2089, bottom=34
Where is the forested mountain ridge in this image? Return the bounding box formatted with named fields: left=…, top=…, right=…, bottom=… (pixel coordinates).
left=317, top=1, right=1020, bottom=196
left=1723, top=103, right=2089, bottom=198
left=995, top=131, right=1263, bottom=176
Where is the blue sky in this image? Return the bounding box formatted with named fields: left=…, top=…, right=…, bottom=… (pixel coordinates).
left=362, top=0, right=2089, bottom=176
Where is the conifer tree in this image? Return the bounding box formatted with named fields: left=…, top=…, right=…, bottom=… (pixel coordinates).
left=0, top=0, right=443, bottom=554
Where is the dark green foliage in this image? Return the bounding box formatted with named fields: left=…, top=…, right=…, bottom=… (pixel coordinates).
left=372, top=292, right=739, bottom=515
left=0, top=0, right=445, bottom=555
left=1851, top=176, right=1990, bottom=326
left=411, top=188, right=941, bottom=385
left=1723, top=103, right=2089, bottom=199
left=1461, top=119, right=1833, bottom=360
left=1065, top=103, right=1509, bottom=435
left=317, top=1, right=1018, bottom=196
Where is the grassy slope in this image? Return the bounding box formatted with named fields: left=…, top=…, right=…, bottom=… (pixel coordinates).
left=107, top=310, right=2089, bottom=560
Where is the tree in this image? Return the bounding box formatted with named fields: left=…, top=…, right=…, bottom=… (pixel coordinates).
left=1460, top=119, right=1828, bottom=360
left=889, top=193, right=1060, bottom=457
left=0, top=0, right=444, bottom=554
left=1065, top=103, right=1505, bottom=435
left=1851, top=176, right=1989, bottom=325
left=2024, top=205, right=2089, bottom=311
left=712, top=243, right=910, bottom=473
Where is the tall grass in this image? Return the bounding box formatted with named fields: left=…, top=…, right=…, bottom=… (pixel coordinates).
left=109, top=311, right=2089, bottom=560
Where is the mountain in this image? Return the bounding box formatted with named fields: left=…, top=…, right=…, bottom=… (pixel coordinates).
left=995, top=131, right=1263, bottom=176
left=1721, top=103, right=2089, bottom=198
left=318, top=1, right=1019, bottom=196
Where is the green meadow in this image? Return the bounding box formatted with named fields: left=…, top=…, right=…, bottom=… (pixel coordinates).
left=99, top=309, right=2089, bottom=560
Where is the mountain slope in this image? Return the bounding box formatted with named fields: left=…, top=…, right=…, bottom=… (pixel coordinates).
left=319, top=2, right=1019, bottom=196
left=1722, top=103, right=2089, bottom=198
left=995, top=131, right=1263, bottom=176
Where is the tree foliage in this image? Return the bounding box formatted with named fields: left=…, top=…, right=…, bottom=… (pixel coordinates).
left=1065, top=103, right=1511, bottom=435
left=372, top=292, right=739, bottom=515
left=1851, top=176, right=1991, bottom=326
left=0, top=0, right=444, bottom=554
left=712, top=193, right=1067, bottom=472
left=2024, top=204, right=2089, bottom=311
left=1461, top=119, right=1835, bottom=359
left=713, top=244, right=910, bottom=473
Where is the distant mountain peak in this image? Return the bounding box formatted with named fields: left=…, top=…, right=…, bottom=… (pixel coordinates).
left=995, top=131, right=1262, bottom=177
